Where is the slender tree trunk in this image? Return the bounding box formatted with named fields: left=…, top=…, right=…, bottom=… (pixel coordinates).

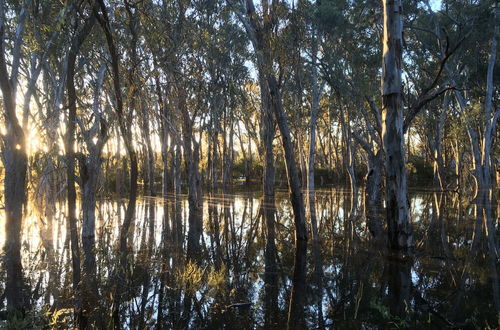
left=222, top=111, right=234, bottom=190
left=96, top=2, right=139, bottom=327
left=64, top=11, right=98, bottom=323
left=263, top=195, right=278, bottom=328
left=267, top=77, right=308, bottom=241
left=307, top=24, right=324, bottom=328
left=433, top=95, right=448, bottom=190
left=381, top=0, right=413, bottom=250
left=261, top=80, right=276, bottom=200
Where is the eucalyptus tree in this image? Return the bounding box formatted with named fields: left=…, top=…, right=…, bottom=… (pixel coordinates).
left=380, top=0, right=450, bottom=249
left=64, top=3, right=98, bottom=324
left=305, top=0, right=325, bottom=273
left=93, top=0, right=143, bottom=326
left=380, top=0, right=415, bottom=250
left=0, top=0, right=31, bottom=313
left=427, top=0, right=499, bottom=198
left=0, top=0, right=62, bottom=313
left=235, top=0, right=308, bottom=241
left=232, top=2, right=309, bottom=328
left=232, top=0, right=276, bottom=204
left=75, top=62, right=110, bottom=326
left=314, top=0, right=454, bottom=248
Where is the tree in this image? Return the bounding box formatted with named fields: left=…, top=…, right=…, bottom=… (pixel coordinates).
left=0, top=0, right=30, bottom=312
left=381, top=0, right=414, bottom=250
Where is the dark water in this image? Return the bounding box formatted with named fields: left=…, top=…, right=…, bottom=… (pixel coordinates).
left=1, top=188, right=499, bottom=328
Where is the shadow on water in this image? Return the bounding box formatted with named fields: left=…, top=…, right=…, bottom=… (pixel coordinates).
left=0, top=187, right=498, bottom=328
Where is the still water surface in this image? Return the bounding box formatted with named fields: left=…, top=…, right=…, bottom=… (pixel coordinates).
left=1, top=188, right=498, bottom=328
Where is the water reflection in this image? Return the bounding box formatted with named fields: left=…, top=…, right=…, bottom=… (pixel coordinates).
left=0, top=188, right=498, bottom=328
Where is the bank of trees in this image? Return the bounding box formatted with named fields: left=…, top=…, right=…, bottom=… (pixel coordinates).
left=0, top=0, right=498, bottom=325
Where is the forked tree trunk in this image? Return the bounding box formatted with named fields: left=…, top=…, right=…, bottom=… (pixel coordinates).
left=65, top=11, right=97, bottom=324
left=180, top=89, right=203, bottom=258
left=77, top=63, right=108, bottom=326
left=381, top=0, right=413, bottom=250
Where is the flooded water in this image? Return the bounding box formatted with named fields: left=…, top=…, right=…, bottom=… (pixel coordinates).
left=1, top=188, right=498, bottom=328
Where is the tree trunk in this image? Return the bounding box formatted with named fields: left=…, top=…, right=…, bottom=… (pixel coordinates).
left=365, top=150, right=384, bottom=239
left=287, top=238, right=307, bottom=329
left=180, top=89, right=203, bottom=258
left=1, top=112, right=29, bottom=313
left=80, top=159, right=100, bottom=322
left=0, top=1, right=30, bottom=313
left=307, top=24, right=325, bottom=328
left=381, top=0, right=413, bottom=250
left=263, top=194, right=278, bottom=328
left=268, top=77, right=308, bottom=241
left=432, top=95, right=448, bottom=190
left=140, top=96, right=155, bottom=196
left=64, top=11, right=98, bottom=322
left=97, top=2, right=139, bottom=327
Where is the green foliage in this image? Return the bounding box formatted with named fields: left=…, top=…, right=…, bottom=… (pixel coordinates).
left=0, top=308, right=50, bottom=330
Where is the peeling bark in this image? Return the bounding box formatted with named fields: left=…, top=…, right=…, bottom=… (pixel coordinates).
left=381, top=0, right=414, bottom=250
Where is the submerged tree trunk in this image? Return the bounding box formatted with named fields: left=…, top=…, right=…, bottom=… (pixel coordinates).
left=307, top=24, right=324, bottom=327
left=340, top=106, right=357, bottom=210
left=381, top=0, right=413, bottom=250
left=222, top=109, right=234, bottom=191
left=64, top=10, right=97, bottom=323
left=287, top=238, right=307, bottom=329
left=79, top=157, right=102, bottom=322
left=142, top=98, right=156, bottom=197
left=77, top=63, right=108, bottom=326
left=268, top=77, right=308, bottom=241
left=262, top=194, right=278, bottom=328
left=96, top=1, right=139, bottom=327
left=180, top=88, right=203, bottom=258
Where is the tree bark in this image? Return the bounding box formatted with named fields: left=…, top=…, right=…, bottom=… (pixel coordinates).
left=381, top=0, right=413, bottom=250
left=64, top=8, right=98, bottom=325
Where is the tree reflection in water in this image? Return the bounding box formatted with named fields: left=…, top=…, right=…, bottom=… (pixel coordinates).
left=0, top=188, right=498, bottom=328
